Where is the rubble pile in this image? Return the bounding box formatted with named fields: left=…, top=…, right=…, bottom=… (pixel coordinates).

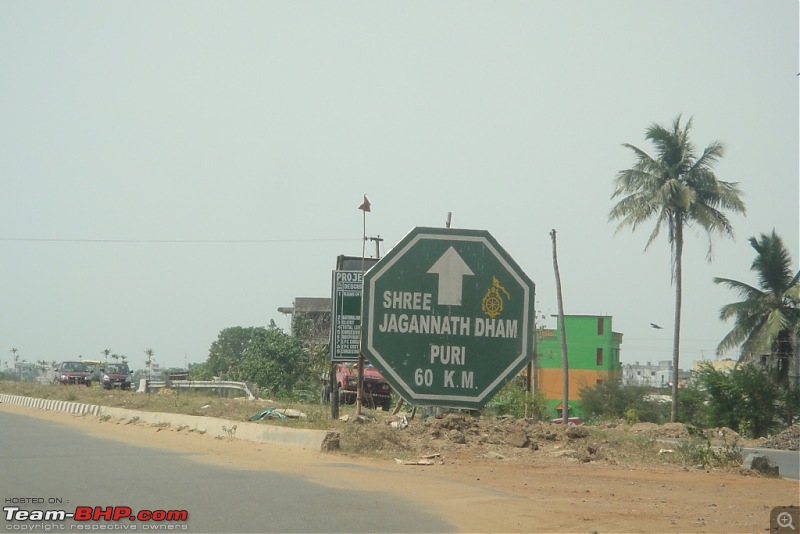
left=760, top=425, right=800, bottom=451
left=410, top=413, right=580, bottom=451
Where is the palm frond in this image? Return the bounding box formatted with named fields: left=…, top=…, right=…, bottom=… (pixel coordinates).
left=785, top=282, right=800, bottom=303
left=715, top=181, right=746, bottom=212
left=690, top=141, right=725, bottom=172
left=715, top=230, right=799, bottom=371
left=644, top=210, right=669, bottom=252
left=749, top=231, right=794, bottom=293
left=714, top=277, right=766, bottom=301
left=716, top=310, right=764, bottom=356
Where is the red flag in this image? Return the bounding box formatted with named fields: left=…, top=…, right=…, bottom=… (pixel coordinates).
left=358, top=195, right=371, bottom=212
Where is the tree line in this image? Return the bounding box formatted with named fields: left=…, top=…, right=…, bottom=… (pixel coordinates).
left=185, top=114, right=797, bottom=431
left=189, top=314, right=327, bottom=397
left=609, top=115, right=798, bottom=423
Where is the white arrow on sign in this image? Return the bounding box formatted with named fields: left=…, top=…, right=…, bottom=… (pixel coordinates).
left=427, top=246, right=474, bottom=306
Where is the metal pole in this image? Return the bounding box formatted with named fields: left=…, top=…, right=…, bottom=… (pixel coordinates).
left=356, top=202, right=367, bottom=415
left=550, top=229, right=569, bottom=425
left=330, top=362, right=339, bottom=419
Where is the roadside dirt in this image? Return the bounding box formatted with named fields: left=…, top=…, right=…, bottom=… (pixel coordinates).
left=2, top=402, right=797, bottom=533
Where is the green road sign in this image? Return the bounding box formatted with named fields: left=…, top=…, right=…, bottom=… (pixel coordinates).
left=361, top=227, right=535, bottom=409
left=330, top=270, right=364, bottom=362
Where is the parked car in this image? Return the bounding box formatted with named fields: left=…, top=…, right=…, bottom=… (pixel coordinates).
left=101, top=362, right=133, bottom=390
left=551, top=417, right=582, bottom=426
left=334, top=362, right=392, bottom=411
left=54, top=361, right=93, bottom=386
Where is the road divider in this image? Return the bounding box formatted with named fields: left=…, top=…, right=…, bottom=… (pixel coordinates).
left=0, top=393, right=339, bottom=451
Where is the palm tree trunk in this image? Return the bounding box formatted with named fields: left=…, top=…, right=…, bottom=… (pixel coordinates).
left=550, top=229, right=569, bottom=424
left=671, top=221, right=683, bottom=423
left=777, top=332, right=793, bottom=425
left=776, top=332, right=791, bottom=386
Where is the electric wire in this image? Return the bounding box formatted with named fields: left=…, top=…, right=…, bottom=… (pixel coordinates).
left=0, top=237, right=359, bottom=244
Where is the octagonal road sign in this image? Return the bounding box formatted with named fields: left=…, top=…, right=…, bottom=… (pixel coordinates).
left=361, top=227, right=535, bottom=409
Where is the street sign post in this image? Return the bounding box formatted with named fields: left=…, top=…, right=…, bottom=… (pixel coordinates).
left=361, top=227, right=535, bottom=409
left=330, top=256, right=379, bottom=362
left=330, top=270, right=365, bottom=362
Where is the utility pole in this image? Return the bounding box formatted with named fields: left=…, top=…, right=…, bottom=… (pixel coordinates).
left=551, top=229, right=569, bottom=425
left=356, top=235, right=383, bottom=415
left=366, top=235, right=383, bottom=259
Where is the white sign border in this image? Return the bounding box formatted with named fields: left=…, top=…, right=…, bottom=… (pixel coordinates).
left=365, top=231, right=532, bottom=405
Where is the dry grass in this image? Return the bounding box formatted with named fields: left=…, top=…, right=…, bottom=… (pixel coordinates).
left=0, top=381, right=332, bottom=427
left=0, top=380, right=393, bottom=454
left=0, top=381, right=747, bottom=471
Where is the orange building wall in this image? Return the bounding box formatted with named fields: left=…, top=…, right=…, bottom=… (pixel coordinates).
left=537, top=368, right=618, bottom=401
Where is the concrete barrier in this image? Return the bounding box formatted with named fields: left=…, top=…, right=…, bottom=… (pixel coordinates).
left=0, top=394, right=101, bottom=416
left=0, top=394, right=339, bottom=451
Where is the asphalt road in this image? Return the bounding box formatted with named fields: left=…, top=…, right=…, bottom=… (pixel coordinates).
left=0, top=411, right=454, bottom=533
left=657, top=438, right=799, bottom=480
left=742, top=447, right=800, bottom=480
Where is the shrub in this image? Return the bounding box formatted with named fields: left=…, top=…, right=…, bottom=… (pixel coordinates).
left=695, top=363, right=782, bottom=438
left=579, top=379, right=668, bottom=423
left=485, top=379, right=548, bottom=419
left=674, top=435, right=742, bottom=468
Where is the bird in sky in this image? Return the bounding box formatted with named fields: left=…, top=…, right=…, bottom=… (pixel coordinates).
left=650, top=323, right=663, bottom=329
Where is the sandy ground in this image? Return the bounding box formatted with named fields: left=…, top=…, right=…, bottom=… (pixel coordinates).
left=2, top=403, right=797, bottom=534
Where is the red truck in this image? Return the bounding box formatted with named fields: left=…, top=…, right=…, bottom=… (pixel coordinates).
left=334, top=362, right=392, bottom=411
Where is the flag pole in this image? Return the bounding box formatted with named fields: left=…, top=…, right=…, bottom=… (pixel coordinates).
left=361, top=205, right=366, bottom=274
left=356, top=195, right=370, bottom=416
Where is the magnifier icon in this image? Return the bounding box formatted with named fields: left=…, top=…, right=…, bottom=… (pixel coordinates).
left=778, top=512, right=796, bottom=530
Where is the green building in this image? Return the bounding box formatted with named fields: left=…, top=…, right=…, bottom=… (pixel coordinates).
left=535, top=315, right=622, bottom=419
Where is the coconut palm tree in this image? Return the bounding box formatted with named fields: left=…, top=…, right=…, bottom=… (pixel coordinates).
left=714, top=230, right=800, bottom=385
left=144, top=349, right=155, bottom=380
left=10, top=348, right=19, bottom=378
left=609, top=115, right=746, bottom=422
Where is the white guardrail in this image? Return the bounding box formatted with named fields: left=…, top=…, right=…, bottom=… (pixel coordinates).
left=137, top=379, right=257, bottom=400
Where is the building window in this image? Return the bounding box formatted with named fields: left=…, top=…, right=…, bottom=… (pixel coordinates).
left=596, top=348, right=603, bottom=366
left=597, top=318, right=604, bottom=336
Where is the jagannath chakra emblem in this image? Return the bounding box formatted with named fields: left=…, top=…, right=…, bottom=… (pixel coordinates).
left=481, top=276, right=510, bottom=319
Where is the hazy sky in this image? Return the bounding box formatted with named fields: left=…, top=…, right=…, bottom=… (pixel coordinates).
left=1, top=1, right=797, bottom=373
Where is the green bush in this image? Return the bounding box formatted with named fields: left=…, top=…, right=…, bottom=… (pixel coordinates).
left=624, top=408, right=638, bottom=424
left=484, top=379, right=548, bottom=419
left=676, top=386, right=709, bottom=427
left=579, top=379, right=669, bottom=423
left=674, top=435, right=742, bottom=468
left=695, top=363, right=782, bottom=438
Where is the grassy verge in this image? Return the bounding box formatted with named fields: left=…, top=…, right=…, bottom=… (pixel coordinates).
left=0, top=381, right=746, bottom=470
left=0, top=381, right=333, bottom=428
left=0, top=381, right=398, bottom=457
